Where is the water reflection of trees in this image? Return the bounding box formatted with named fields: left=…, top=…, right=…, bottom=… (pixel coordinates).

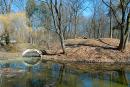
left=21, top=63, right=83, bottom=87
left=55, top=63, right=83, bottom=87
left=0, top=62, right=129, bottom=87
left=114, top=68, right=128, bottom=85
left=90, top=67, right=128, bottom=87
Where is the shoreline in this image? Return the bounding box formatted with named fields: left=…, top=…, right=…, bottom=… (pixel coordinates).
left=0, top=53, right=130, bottom=64
left=42, top=55, right=130, bottom=64
left=0, top=38, right=130, bottom=64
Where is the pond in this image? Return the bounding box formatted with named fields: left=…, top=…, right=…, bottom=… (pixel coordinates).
left=0, top=58, right=130, bottom=87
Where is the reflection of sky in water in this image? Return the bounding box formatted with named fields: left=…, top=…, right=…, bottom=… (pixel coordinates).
left=0, top=60, right=130, bottom=87
left=80, top=74, right=92, bottom=87
left=52, top=64, right=61, bottom=78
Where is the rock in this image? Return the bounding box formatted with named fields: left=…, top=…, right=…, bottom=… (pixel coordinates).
left=0, top=68, right=25, bottom=78
left=23, top=57, right=41, bottom=65
left=40, top=50, right=47, bottom=55
left=22, top=49, right=43, bottom=65
left=82, top=36, right=88, bottom=39
left=76, top=36, right=87, bottom=39
left=22, top=49, right=42, bottom=57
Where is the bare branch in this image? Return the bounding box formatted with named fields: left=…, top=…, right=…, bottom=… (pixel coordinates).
left=102, top=0, right=121, bottom=25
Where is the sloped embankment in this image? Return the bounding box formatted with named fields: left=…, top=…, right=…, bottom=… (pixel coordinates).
left=43, top=38, right=130, bottom=63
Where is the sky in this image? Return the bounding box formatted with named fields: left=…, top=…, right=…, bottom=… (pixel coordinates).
left=11, top=0, right=26, bottom=12
left=10, top=0, right=130, bottom=19
left=11, top=0, right=93, bottom=17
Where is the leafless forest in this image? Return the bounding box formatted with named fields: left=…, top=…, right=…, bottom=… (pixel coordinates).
left=0, top=0, right=129, bottom=54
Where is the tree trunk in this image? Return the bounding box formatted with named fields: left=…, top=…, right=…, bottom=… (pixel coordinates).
left=98, top=27, right=100, bottom=38
left=123, top=13, right=130, bottom=49
left=118, top=27, right=125, bottom=51
left=109, top=0, right=112, bottom=38
left=59, top=33, right=65, bottom=54
left=5, top=33, right=10, bottom=45
left=118, top=13, right=130, bottom=51
left=74, top=15, right=77, bottom=38
left=109, top=13, right=112, bottom=38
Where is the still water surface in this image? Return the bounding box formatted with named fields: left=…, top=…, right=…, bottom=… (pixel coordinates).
left=0, top=58, right=130, bottom=87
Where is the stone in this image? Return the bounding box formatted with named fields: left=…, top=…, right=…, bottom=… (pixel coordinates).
left=22, top=49, right=43, bottom=66
left=22, top=49, right=42, bottom=57
left=40, top=50, right=47, bottom=55
left=0, top=68, right=25, bottom=78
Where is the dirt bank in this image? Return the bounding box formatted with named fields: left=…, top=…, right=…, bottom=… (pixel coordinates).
left=42, top=38, right=130, bottom=63
left=0, top=52, right=21, bottom=59
left=0, top=38, right=130, bottom=63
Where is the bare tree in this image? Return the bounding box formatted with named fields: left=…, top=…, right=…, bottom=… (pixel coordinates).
left=0, top=0, right=13, bottom=14
left=0, top=0, right=13, bottom=45
left=46, top=0, right=65, bottom=54
left=102, top=0, right=130, bottom=51
left=109, top=0, right=112, bottom=38
left=68, top=0, right=87, bottom=38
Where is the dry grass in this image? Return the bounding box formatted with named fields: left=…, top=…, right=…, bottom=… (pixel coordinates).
left=43, top=38, right=130, bottom=63
left=1, top=38, right=130, bottom=63
left=65, top=38, right=130, bottom=62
